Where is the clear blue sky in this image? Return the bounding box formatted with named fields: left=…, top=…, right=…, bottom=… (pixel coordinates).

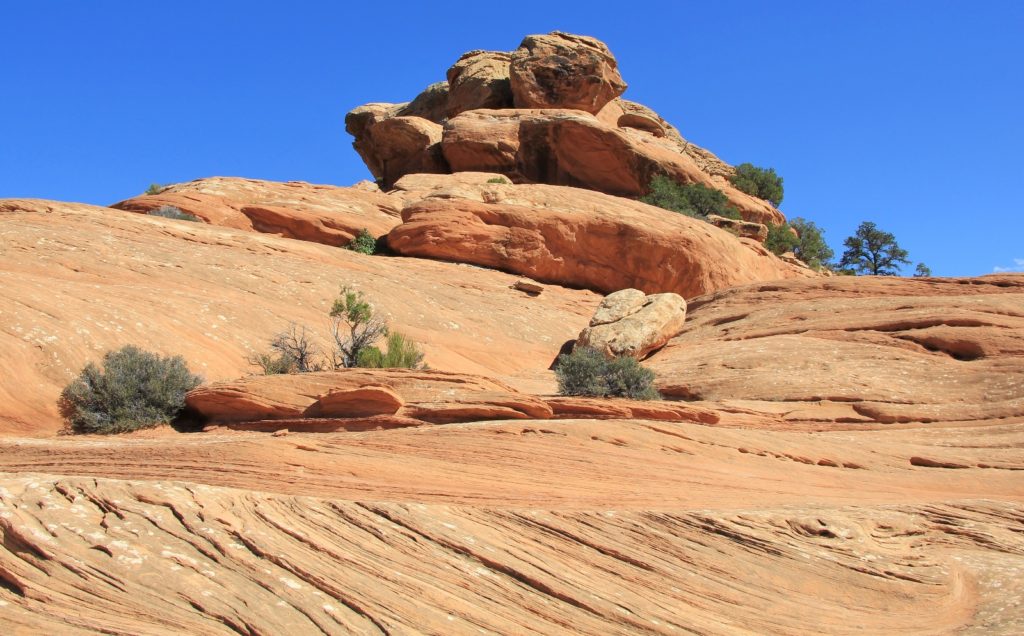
left=2, top=1, right=1021, bottom=276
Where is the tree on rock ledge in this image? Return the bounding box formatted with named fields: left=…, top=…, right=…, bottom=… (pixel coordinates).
left=838, top=221, right=911, bottom=276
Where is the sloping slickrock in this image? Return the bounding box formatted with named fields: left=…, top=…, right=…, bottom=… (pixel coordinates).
left=386, top=175, right=814, bottom=298
left=112, top=176, right=403, bottom=244
left=446, top=50, right=513, bottom=117
left=509, top=32, right=627, bottom=113
left=186, top=369, right=554, bottom=425
left=647, top=275, right=1024, bottom=424
left=441, top=109, right=785, bottom=224
left=577, top=289, right=688, bottom=358
left=0, top=199, right=600, bottom=434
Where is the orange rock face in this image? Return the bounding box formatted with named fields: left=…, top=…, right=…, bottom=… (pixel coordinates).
left=446, top=50, right=513, bottom=117
left=113, top=176, right=403, bottom=244
left=509, top=32, right=627, bottom=113
left=648, top=275, right=1024, bottom=424
left=386, top=175, right=813, bottom=298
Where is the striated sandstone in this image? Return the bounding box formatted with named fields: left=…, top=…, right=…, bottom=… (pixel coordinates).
left=577, top=289, right=688, bottom=358
left=386, top=175, right=813, bottom=298
left=648, top=275, right=1024, bottom=424
left=707, top=213, right=769, bottom=243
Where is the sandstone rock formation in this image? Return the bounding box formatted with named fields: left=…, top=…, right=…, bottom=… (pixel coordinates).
left=648, top=275, right=1024, bottom=425
left=0, top=198, right=599, bottom=434
left=706, top=213, right=769, bottom=242
left=113, top=176, right=403, bottom=245
left=386, top=174, right=813, bottom=298
left=577, top=289, right=687, bottom=358
left=344, top=32, right=787, bottom=225
left=509, top=32, right=627, bottom=113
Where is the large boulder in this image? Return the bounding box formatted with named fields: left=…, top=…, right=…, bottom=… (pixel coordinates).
left=112, top=176, right=403, bottom=245
left=386, top=174, right=814, bottom=298
left=509, top=32, right=627, bottom=113
left=577, top=289, right=687, bottom=359
left=446, top=51, right=513, bottom=117
left=646, top=275, right=1024, bottom=424
left=441, top=109, right=785, bottom=225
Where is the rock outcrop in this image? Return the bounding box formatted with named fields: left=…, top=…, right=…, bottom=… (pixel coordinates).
left=706, top=214, right=769, bottom=242
left=576, top=289, right=687, bottom=359
left=386, top=174, right=813, bottom=298
left=113, top=176, right=403, bottom=245
left=344, top=32, right=786, bottom=225
left=647, top=275, right=1024, bottom=425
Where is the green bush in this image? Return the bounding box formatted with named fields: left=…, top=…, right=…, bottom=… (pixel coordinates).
left=346, top=228, right=377, bottom=255
left=641, top=175, right=739, bottom=220
left=355, top=332, right=425, bottom=369
left=765, top=222, right=799, bottom=256
left=554, top=347, right=659, bottom=400
left=788, top=217, right=834, bottom=269
left=730, top=163, right=784, bottom=207
left=59, top=345, right=202, bottom=434
left=145, top=183, right=164, bottom=195
left=486, top=176, right=510, bottom=184
left=147, top=205, right=199, bottom=222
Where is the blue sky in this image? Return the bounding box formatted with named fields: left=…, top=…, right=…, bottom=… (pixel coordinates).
left=2, top=1, right=1021, bottom=276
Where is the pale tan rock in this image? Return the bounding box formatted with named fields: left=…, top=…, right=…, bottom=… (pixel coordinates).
left=577, top=290, right=687, bottom=358
left=509, top=32, right=627, bottom=113
left=707, top=214, right=769, bottom=243
left=387, top=176, right=813, bottom=298
left=398, top=81, right=450, bottom=123
left=446, top=50, right=512, bottom=117
left=513, top=279, right=544, bottom=294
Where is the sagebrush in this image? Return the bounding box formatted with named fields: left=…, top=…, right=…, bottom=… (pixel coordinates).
left=59, top=345, right=202, bottom=434
left=554, top=347, right=659, bottom=400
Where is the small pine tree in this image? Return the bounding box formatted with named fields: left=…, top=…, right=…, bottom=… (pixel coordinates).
left=145, top=183, right=164, bottom=195
left=838, top=221, right=911, bottom=275
left=346, top=228, right=377, bottom=255
left=641, top=175, right=739, bottom=220
left=914, top=262, right=932, bottom=277
left=329, top=287, right=389, bottom=368
left=787, top=217, right=834, bottom=269
left=765, top=222, right=798, bottom=256
left=730, top=163, right=784, bottom=207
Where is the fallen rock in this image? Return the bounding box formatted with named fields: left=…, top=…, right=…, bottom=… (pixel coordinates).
left=706, top=214, right=769, bottom=243
left=513, top=279, right=544, bottom=294
left=446, top=50, right=513, bottom=117
left=112, top=176, right=402, bottom=244
left=386, top=175, right=813, bottom=298
left=647, top=275, right=1024, bottom=424
left=186, top=369, right=554, bottom=426
left=509, top=32, right=627, bottom=113
left=577, top=289, right=687, bottom=358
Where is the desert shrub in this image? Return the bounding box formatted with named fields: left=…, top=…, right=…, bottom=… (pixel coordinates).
left=145, top=183, right=164, bottom=195
left=914, top=262, right=932, bottom=277
left=787, top=217, right=834, bottom=269
left=641, top=175, right=739, bottom=220
left=59, top=345, right=202, bottom=434
left=730, top=163, right=784, bottom=206
left=249, top=351, right=297, bottom=375
left=355, top=332, right=425, bottom=369
left=486, top=176, right=510, bottom=184
left=554, top=347, right=659, bottom=400
left=147, top=205, right=199, bottom=222
left=346, top=228, right=377, bottom=255
left=330, top=287, right=389, bottom=368
left=765, top=222, right=798, bottom=256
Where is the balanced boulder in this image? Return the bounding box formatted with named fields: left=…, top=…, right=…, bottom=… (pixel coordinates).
left=576, top=289, right=687, bottom=358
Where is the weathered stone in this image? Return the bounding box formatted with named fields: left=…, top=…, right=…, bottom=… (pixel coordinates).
left=706, top=214, right=769, bottom=243
left=577, top=290, right=687, bottom=358
left=446, top=51, right=512, bottom=117
left=509, top=32, right=626, bottom=113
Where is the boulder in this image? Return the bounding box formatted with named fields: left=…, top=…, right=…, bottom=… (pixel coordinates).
left=387, top=175, right=812, bottom=298
left=577, top=289, right=687, bottom=358
left=112, top=177, right=403, bottom=245
left=185, top=369, right=554, bottom=426
left=399, top=81, right=450, bottom=123
left=446, top=51, right=513, bottom=117
left=441, top=109, right=785, bottom=224
left=509, top=32, right=627, bottom=113
left=706, top=214, right=769, bottom=243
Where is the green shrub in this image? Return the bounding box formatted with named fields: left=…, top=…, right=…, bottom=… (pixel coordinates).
left=355, top=332, right=425, bottom=369
left=145, top=183, right=164, bottom=195
left=486, top=176, right=510, bottom=184
left=346, top=228, right=377, bottom=255
left=730, top=163, right=784, bottom=207
left=914, top=262, right=932, bottom=277
left=765, top=222, right=799, bottom=256
left=59, top=345, right=202, bottom=434
left=147, top=205, right=199, bottom=222
left=641, top=175, right=739, bottom=220
left=554, top=347, right=659, bottom=400
left=787, top=217, right=834, bottom=269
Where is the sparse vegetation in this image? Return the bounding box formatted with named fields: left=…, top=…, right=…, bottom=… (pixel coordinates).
left=554, top=347, right=659, bottom=400
left=787, top=217, right=834, bottom=269
left=147, top=205, right=199, bottom=222
left=356, top=332, right=425, bottom=369
left=730, top=163, right=784, bottom=207
left=914, top=262, right=932, bottom=277
left=59, top=345, right=202, bottom=434
left=486, top=176, right=510, bottom=184
left=838, top=221, right=911, bottom=276
left=346, top=228, right=377, bottom=255
left=641, top=175, right=740, bottom=220
left=145, top=183, right=165, bottom=195
left=765, top=222, right=798, bottom=256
